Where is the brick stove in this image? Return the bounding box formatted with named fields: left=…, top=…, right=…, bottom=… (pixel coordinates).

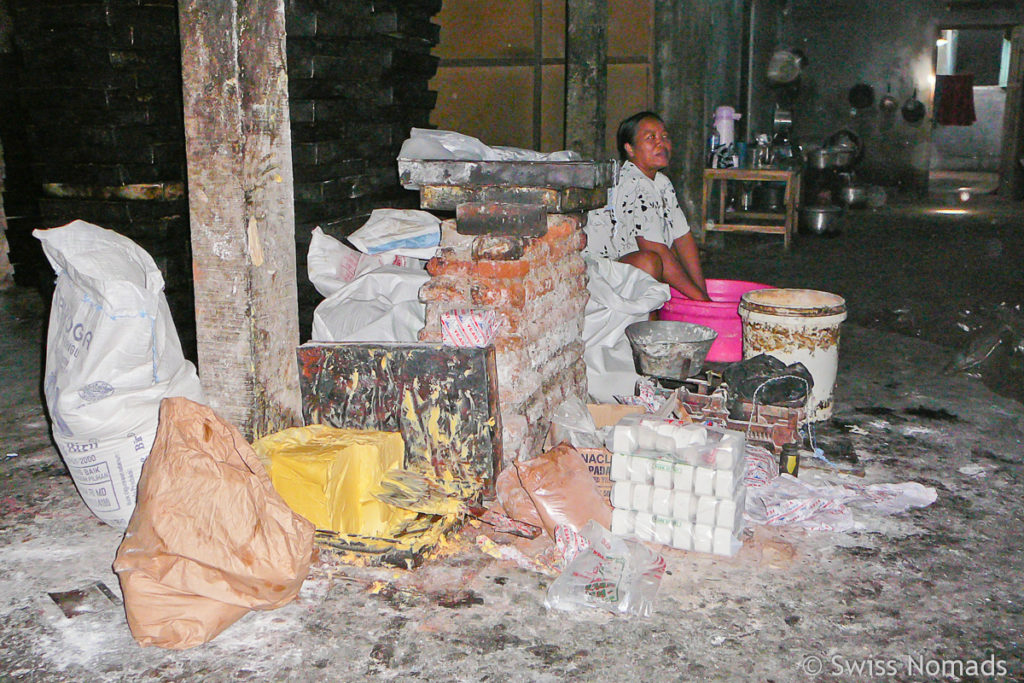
left=398, top=159, right=614, bottom=465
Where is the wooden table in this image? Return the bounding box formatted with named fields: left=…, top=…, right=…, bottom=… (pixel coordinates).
left=700, top=167, right=801, bottom=251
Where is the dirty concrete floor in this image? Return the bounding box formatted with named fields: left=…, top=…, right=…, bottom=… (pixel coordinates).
left=2, top=191, right=1023, bottom=681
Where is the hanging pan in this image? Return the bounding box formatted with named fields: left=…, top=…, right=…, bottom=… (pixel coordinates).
left=848, top=83, right=875, bottom=110
left=879, top=83, right=899, bottom=114
left=901, top=88, right=926, bottom=123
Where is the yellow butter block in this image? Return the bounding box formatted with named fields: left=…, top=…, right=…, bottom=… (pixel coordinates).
left=253, top=424, right=414, bottom=536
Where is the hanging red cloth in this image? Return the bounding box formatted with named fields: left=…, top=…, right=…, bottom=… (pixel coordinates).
left=934, top=74, right=977, bottom=126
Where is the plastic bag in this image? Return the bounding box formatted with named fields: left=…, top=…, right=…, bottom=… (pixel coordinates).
left=306, top=227, right=421, bottom=298
left=113, top=398, right=315, bottom=650
left=310, top=265, right=428, bottom=343
left=34, top=220, right=204, bottom=529
left=544, top=520, right=665, bottom=617
left=494, top=467, right=546, bottom=530
left=548, top=397, right=604, bottom=449
left=721, top=353, right=813, bottom=415
left=514, top=443, right=612, bottom=537
left=582, top=257, right=671, bottom=403
left=397, top=128, right=581, bottom=164
left=347, top=209, right=441, bottom=259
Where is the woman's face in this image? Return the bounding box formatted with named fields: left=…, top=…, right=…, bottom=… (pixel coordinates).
left=625, top=117, right=671, bottom=178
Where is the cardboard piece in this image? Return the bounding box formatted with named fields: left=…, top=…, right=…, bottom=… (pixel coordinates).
left=113, top=398, right=315, bottom=650
left=546, top=404, right=646, bottom=500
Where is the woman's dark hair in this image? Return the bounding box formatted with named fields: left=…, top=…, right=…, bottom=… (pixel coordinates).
left=617, top=111, right=664, bottom=160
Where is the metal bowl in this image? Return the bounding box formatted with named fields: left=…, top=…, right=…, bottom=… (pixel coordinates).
left=838, top=184, right=869, bottom=209
left=806, top=146, right=856, bottom=170
left=799, top=205, right=844, bottom=236
left=624, top=320, right=718, bottom=380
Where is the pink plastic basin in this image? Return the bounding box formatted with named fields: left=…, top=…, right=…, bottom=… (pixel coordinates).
left=657, top=279, right=776, bottom=363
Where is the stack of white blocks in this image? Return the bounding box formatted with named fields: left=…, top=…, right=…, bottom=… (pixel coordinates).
left=607, top=416, right=746, bottom=556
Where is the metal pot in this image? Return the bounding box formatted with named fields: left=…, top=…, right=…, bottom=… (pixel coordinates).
left=755, top=183, right=786, bottom=212
left=807, top=146, right=855, bottom=170
left=824, top=130, right=863, bottom=168
left=806, top=147, right=833, bottom=170
left=799, top=205, right=844, bottom=236
left=838, top=184, right=869, bottom=209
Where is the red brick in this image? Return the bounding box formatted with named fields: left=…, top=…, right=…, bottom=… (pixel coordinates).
left=566, top=256, right=586, bottom=278
left=472, top=234, right=526, bottom=261
left=471, top=280, right=526, bottom=308
left=418, top=328, right=441, bottom=342
left=548, top=213, right=582, bottom=232
left=522, top=238, right=550, bottom=261
left=419, top=276, right=470, bottom=304
left=571, top=229, right=587, bottom=251
left=539, top=214, right=576, bottom=245
left=426, top=250, right=471, bottom=277
left=472, top=259, right=531, bottom=279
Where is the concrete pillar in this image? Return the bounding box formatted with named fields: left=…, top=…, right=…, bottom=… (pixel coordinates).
left=998, top=25, right=1024, bottom=199
left=178, top=0, right=302, bottom=438
left=655, top=0, right=712, bottom=230
left=565, top=0, right=608, bottom=160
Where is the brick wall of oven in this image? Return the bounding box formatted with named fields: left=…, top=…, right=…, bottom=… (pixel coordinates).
left=419, top=214, right=590, bottom=464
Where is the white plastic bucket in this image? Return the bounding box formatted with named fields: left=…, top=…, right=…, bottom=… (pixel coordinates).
left=738, top=288, right=847, bottom=421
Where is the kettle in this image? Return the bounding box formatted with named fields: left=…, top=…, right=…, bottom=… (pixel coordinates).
left=713, top=106, right=742, bottom=146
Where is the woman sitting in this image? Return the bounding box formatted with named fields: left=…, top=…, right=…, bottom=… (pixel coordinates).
left=585, top=111, right=710, bottom=301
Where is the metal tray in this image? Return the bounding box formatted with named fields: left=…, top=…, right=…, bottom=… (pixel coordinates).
left=398, top=158, right=616, bottom=190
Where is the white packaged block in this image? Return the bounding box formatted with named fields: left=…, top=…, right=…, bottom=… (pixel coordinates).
left=636, top=426, right=659, bottom=451
left=693, top=524, right=714, bottom=553
left=679, top=425, right=708, bottom=445
left=716, top=486, right=747, bottom=532
left=672, top=491, right=695, bottom=521
left=676, top=444, right=702, bottom=465
left=651, top=487, right=673, bottom=516
left=635, top=512, right=655, bottom=541
left=610, top=451, right=631, bottom=482
left=652, top=459, right=674, bottom=489
left=611, top=507, right=636, bottom=536
left=716, top=497, right=742, bottom=532
left=654, top=434, right=675, bottom=454
left=708, top=428, right=746, bottom=470
left=672, top=520, right=694, bottom=550
left=611, top=425, right=638, bottom=454
left=654, top=422, right=678, bottom=437
left=694, top=466, right=715, bottom=496
left=631, top=483, right=653, bottom=512
left=672, top=463, right=695, bottom=491
left=610, top=481, right=634, bottom=509
left=714, top=469, right=738, bottom=499
left=696, top=496, right=718, bottom=526
left=711, top=444, right=737, bottom=471
left=653, top=515, right=674, bottom=545
left=628, top=454, right=654, bottom=484
left=713, top=527, right=740, bottom=556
